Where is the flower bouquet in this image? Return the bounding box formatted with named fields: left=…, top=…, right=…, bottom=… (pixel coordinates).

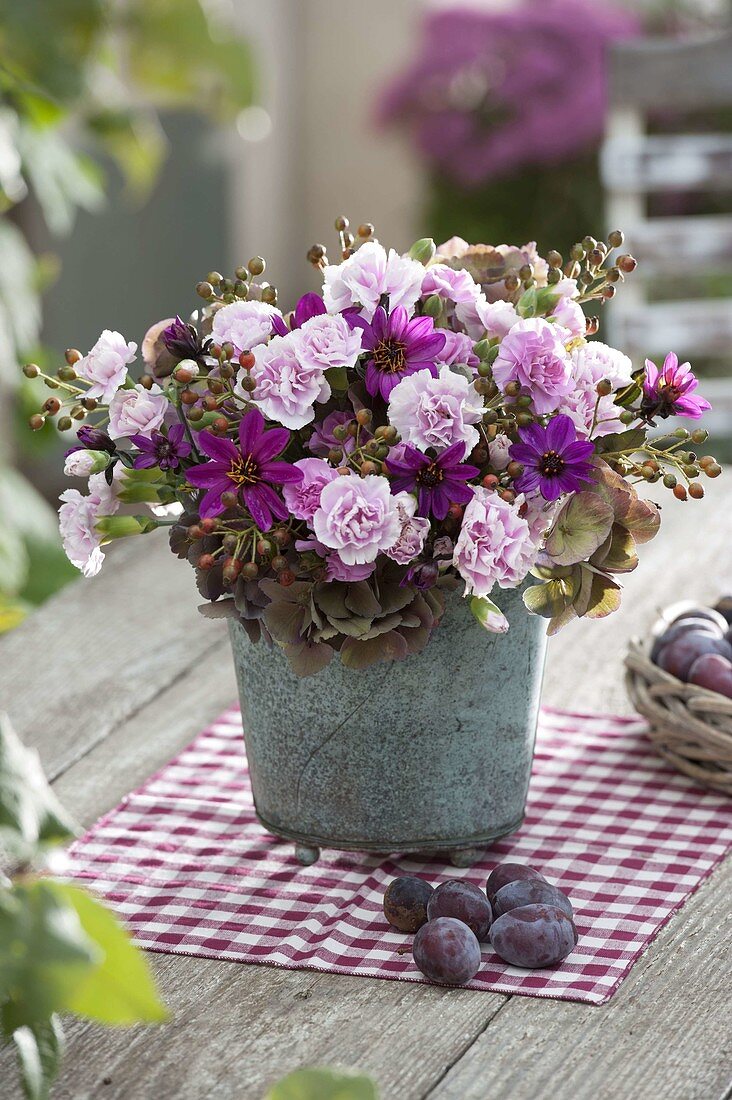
left=24, top=220, right=720, bottom=861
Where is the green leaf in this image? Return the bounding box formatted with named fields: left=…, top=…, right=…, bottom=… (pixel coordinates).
left=594, top=428, right=646, bottom=455
left=469, top=596, right=509, bottom=634
left=0, top=713, right=78, bottom=851
left=0, top=593, right=30, bottom=633
left=54, top=884, right=167, bottom=1025
left=266, top=1067, right=379, bottom=1100
left=545, top=491, right=615, bottom=566
left=11, top=1015, right=65, bottom=1100
left=0, top=882, right=99, bottom=1028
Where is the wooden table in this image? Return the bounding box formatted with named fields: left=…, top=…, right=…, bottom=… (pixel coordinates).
left=1, top=484, right=731, bottom=1100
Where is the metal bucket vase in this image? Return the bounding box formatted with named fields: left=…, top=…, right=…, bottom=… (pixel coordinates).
left=228, top=585, right=547, bottom=866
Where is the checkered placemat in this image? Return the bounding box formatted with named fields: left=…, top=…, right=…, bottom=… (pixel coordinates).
left=64, top=705, right=732, bottom=1004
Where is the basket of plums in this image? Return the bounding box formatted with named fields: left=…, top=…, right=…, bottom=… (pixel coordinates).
left=383, top=864, right=576, bottom=986
left=625, top=598, right=732, bottom=795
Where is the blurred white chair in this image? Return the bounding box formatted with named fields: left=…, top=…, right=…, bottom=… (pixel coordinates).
left=601, top=31, right=732, bottom=437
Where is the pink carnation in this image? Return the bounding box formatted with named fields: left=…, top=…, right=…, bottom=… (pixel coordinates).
left=388, top=366, right=484, bottom=453
left=422, top=263, right=485, bottom=337
left=246, top=332, right=330, bottom=430
left=452, top=487, right=538, bottom=597
left=294, top=312, right=362, bottom=373
left=75, top=330, right=137, bottom=404
left=296, top=536, right=375, bottom=582
left=322, top=240, right=424, bottom=320
left=108, top=383, right=168, bottom=440
left=385, top=493, right=431, bottom=566
left=558, top=340, right=635, bottom=438
left=58, top=469, right=122, bottom=578
left=476, top=298, right=519, bottom=340
left=312, top=474, right=401, bottom=566
left=211, top=300, right=282, bottom=354
left=550, top=296, right=585, bottom=338
left=282, top=458, right=338, bottom=522
left=437, top=330, right=479, bottom=370
left=492, top=317, right=573, bottom=414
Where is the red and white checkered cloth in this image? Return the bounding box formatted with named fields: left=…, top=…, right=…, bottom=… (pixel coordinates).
left=65, top=705, right=732, bottom=1004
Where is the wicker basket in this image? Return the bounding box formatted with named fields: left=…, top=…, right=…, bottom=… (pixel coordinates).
left=625, top=637, right=732, bottom=795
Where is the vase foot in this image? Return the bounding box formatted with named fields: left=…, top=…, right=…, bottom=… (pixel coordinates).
left=295, top=843, right=320, bottom=866
left=450, top=847, right=484, bottom=868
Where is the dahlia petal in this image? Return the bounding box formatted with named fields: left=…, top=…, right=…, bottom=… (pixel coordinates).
left=564, top=439, right=596, bottom=462
left=443, top=479, right=475, bottom=505
left=199, top=486, right=228, bottom=518
left=545, top=414, right=576, bottom=453
left=260, top=461, right=304, bottom=485
left=439, top=440, right=468, bottom=467
left=252, top=426, right=290, bottom=463
left=197, top=431, right=239, bottom=464
left=242, top=485, right=273, bottom=531
left=430, top=485, right=451, bottom=519
left=238, top=407, right=266, bottom=454
left=514, top=470, right=542, bottom=494
left=541, top=478, right=563, bottom=502
left=133, top=453, right=159, bottom=469
left=294, top=293, right=326, bottom=328
left=185, top=464, right=231, bottom=488
left=509, top=443, right=540, bottom=465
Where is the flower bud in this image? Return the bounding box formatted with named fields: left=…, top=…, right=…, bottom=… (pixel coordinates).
left=607, top=229, right=624, bottom=249
left=174, top=359, right=200, bottom=383
left=689, top=483, right=704, bottom=499
left=422, top=294, right=443, bottom=319
left=617, top=254, right=637, bottom=274
left=65, top=348, right=82, bottom=365
left=196, top=281, right=214, bottom=299
left=95, top=515, right=147, bottom=540
left=64, top=449, right=109, bottom=477
left=409, top=238, right=436, bottom=265
left=596, top=379, right=613, bottom=397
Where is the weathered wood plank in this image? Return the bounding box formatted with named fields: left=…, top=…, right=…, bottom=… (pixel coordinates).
left=610, top=32, right=732, bottom=113
left=0, top=486, right=729, bottom=1099
left=428, top=855, right=732, bottom=1100
left=610, top=295, right=732, bottom=359
left=602, top=133, right=732, bottom=194
left=622, top=214, right=732, bottom=276
left=0, top=535, right=226, bottom=781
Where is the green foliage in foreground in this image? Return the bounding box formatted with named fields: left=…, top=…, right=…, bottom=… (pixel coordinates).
left=0, top=714, right=166, bottom=1098
left=266, top=1067, right=379, bottom=1100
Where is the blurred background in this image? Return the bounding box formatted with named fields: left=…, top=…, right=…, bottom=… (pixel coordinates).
left=1, top=0, right=731, bottom=631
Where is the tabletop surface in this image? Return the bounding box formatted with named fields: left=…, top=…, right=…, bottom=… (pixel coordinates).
left=1, top=483, right=731, bottom=1100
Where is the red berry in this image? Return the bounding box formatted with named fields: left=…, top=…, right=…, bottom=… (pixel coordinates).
left=198, top=553, right=215, bottom=571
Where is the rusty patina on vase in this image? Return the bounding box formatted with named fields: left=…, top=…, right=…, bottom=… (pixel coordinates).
left=228, top=586, right=547, bottom=864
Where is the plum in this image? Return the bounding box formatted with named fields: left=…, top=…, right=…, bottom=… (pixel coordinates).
left=655, top=631, right=732, bottom=681
left=687, top=653, right=732, bottom=699
left=427, top=879, right=493, bottom=941
left=413, top=917, right=482, bottom=986
left=490, top=904, right=578, bottom=969
left=668, top=606, right=728, bottom=633
left=383, top=876, right=434, bottom=932
left=650, top=619, right=721, bottom=663
left=493, top=878, right=573, bottom=920
left=486, top=863, right=546, bottom=907
left=714, top=597, right=732, bottom=626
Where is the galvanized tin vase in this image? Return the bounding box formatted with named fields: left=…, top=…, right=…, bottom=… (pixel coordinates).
left=228, top=585, right=547, bottom=865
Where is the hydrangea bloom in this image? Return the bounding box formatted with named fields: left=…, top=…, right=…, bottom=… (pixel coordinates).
left=323, top=240, right=424, bottom=319
left=282, top=457, right=339, bottom=522
left=75, top=330, right=137, bottom=404
left=388, top=366, right=484, bottom=453
left=452, top=488, right=538, bottom=597
left=211, top=300, right=282, bottom=353
left=108, top=383, right=168, bottom=440
left=296, top=535, right=376, bottom=582
left=312, top=474, right=401, bottom=565
left=293, top=312, right=363, bottom=373
left=492, top=317, right=574, bottom=414
left=246, top=332, right=331, bottom=429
